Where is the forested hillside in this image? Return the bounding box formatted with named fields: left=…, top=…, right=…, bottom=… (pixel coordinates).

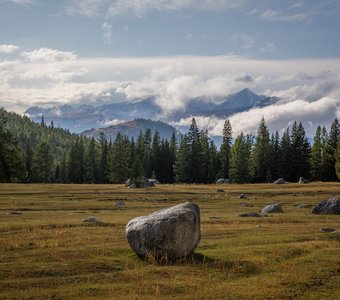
left=0, top=107, right=339, bottom=184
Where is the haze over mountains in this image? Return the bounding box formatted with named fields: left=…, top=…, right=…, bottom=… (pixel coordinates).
left=24, top=88, right=278, bottom=139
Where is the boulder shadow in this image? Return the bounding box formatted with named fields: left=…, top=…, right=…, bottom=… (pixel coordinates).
left=143, top=252, right=260, bottom=276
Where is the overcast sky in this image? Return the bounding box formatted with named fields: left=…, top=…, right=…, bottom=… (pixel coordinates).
left=1, top=0, right=340, bottom=136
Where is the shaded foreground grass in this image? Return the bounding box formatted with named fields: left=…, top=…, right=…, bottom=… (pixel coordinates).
left=0, top=183, right=339, bottom=299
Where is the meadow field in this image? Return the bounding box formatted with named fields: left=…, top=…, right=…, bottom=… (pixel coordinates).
left=0, top=183, right=339, bottom=300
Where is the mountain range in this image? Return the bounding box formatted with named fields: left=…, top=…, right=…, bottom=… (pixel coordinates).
left=24, top=88, right=279, bottom=139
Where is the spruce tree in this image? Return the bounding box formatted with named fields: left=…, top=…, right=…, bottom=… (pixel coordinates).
left=335, top=142, right=340, bottom=180
left=278, top=128, right=292, bottom=181
left=187, top=118, right=204, bottom=183
left=251, top=117, right=271, bottom=182
left=174, top=135, right=191, bottom=183
left=84, top=138, right=98, bottom=183
left=269, top=131, right=280, bottom=181
left=151, top=131, right=161, bottom=179
left=32, top=140, right=53, bottom=183
left=310, top=126, right=322, bottom=180
left=219, top=119, right=232, bottom=179
left=98, top=132, right=109, bottom=183
left=322, top=118, right=339, bottom=181
left=0, top=112, right=26, bottom=182
left=230, top=133, right=252, bottom=183
left=290, top=122, right=310, bottom=181
left=108, top=133, right=130, bottom=183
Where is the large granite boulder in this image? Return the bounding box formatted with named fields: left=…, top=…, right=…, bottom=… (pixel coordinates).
left=312, top=198, right=340, bottom=215
left=261, top=203, right=284, bottom=214
left=126, top=202, right=200, bottom=259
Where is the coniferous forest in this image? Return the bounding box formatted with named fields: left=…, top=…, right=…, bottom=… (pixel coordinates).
left=0, top=107, right=339, bottom=184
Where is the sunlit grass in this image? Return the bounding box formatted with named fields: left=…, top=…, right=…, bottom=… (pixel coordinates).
left=0, top=183, right=339, bottom=299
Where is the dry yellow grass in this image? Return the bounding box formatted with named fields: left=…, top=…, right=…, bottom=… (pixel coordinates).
left=0, top=183, right=339, bottom=299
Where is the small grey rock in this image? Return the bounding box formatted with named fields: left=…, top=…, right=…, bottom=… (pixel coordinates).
left=115, top=201, right=126, bottom=207
left=216, top=189, right=225, bottom=193
left=274, top=178, right=287, bottom=184
left=239, top=212, right=261, bottom=217
left=216, top=178, right=225, bottom=184
left=297, top=204, right=306, bottom=208
left=261, top=203, right=284, bottom=214
left=7, top=211, right=22, bottom=215
left=83, top=216, right=101, bottom=223
left=299, top=177, right=308, bottom=184
left=240, top=202, right=254, bottom=207
left=320, top=227, right=336, bottom=233
left=312, top=198, right=340, bottom=215
left=239, top=193, right=247, bottom=199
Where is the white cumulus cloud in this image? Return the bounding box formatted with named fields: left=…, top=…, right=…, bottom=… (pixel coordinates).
left=20, top=48, right=77, bottom=62
left=0, top=44, right=19, bottom=54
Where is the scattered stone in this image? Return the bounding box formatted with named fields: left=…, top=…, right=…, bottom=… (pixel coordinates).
left=297, top=204, right=306, bottom=208
left=240, top=202, right=254, bottom=207
left=126, top=202, right=200, bottom=259
left=7, top=211, right=22, bottom=215
left=238, top=193, right=247, bottom=199
left=125, top=178, right=132, bottom=187
left=149, top=178, right=160, bottom=184
left=274, top=178, right=287, bottom=184
left=115, top=201, right=126, bottom=207
left=238, top=212, right=262, bottom=217
left=320, top=227, right=337, bottom=233
left=261, top=203, right=284, bottom=214
left=216, top=178, right=225, bottom=184
left=312, top=198, right=340, bottom=215
left=224, top=179, right=230, bottom=184
left=128, top=184, right=136, bottom=189
left=299, top=177, right=308, bottom=184
left=83, top=216, right=101, bottom=223
left=216, top=189, right=225, bottom=193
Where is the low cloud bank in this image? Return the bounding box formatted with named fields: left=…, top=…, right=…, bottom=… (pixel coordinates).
left=1, top=45, right=339, bottom=136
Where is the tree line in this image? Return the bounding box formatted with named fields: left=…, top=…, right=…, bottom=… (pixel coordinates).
left=0, top=107, right=339, bottom=184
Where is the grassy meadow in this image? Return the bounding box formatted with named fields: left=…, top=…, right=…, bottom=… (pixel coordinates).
left=0, top=183, right=339, bottom=299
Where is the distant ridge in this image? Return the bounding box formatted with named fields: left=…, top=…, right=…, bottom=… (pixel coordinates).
left=82, top=118, right=180, bottom=141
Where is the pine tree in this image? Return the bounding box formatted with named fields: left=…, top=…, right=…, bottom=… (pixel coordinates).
left=174, top=135, right=191, bottom=183
left=279, top=128, right=292, bottom=181
left=32, top=141, right=53, bottom=183
left=0, top=112, right=26, bottom=182
left=67, top=137, right=84, bottom=184
left=108, top=133, right=130, bottom=183
left=251, top=117, right=271, bottom=182
left=151, top=130, right=161, bottom=179
left=230, top=133, right=252, bottom=183
left=290, top=122, right=310, bottom=181
left=219, top=119, right=232, bottom=179
left=335, top=142, right=340, bottom=180
left=98, top=132, right=109, bottom=183
left=84, top=138, right=98, bottom=183
left=269, top=131, right=280, bottom=181
left=25, top=139, right=33, bottom=182
left=310, top=126, right=322, bottom=180
left=187, top=118, right=204, bottom=182
left=322, top=118, right=339, bottom=181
